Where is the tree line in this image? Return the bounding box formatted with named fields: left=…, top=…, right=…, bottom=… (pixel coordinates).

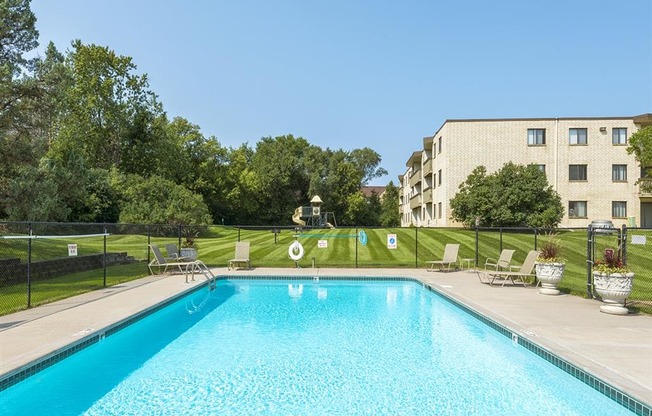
left=0, top=0, right=400, bottom=227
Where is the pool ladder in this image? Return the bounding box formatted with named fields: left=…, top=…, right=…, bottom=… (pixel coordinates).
left=187, top=260, right=217, bottom=290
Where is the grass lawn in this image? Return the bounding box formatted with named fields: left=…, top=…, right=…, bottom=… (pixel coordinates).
left=1, top=226, right=650, bottom=315
left=0, top=263, right=150, bottom=316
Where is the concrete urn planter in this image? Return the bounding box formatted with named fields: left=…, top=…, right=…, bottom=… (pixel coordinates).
left=593, top=271, right=634, bottom=315
left=535, top=262, right=565, bottom=295
left=180, top=247, right=198, bottom=260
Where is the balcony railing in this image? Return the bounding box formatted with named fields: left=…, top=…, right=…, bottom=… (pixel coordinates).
left=423, top=188, right=433, bottom=203
left=423, top=159, right=433, bottom=176
left=409, top=170, right=422, bottom=187
left=638, top=179, right=652, bottom=196
left=409, top=194, right=421, bottom=210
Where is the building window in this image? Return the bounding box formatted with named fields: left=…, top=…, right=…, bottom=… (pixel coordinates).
left=529, top=164, right=545, bottom=173
left=641, top=166, right=652, bottom=179
left=438, top=137, right=442, bottom=153
left=568, top=201, right=587, bottom=218
left=612, top=164, right=627, bottom=182
left=438, top=169, right=442, bottom=186
left=612, top=201, right=627, bottom=218
left=432, top=172, right=436, bottom=188
left=438, top=202, right=442, bottom=219
left=527, top=129, right=545, bottom=145
left=569, top=128, right=588, bottom=145
left=569, top=164, right=587, bottom=181
left=612, top=128, right=627, bottom=145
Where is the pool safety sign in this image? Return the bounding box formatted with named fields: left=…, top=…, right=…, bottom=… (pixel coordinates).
left=68, top=244, right=78, bottom=256
left=387, top=234, right=397, bottom=249
left=358, top=230, right=368, bottom=246
left=318, top=239, right=328, bottom=248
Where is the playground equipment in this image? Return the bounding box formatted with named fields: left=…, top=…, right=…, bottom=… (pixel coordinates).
left=291, top=195, right=337, bottom=228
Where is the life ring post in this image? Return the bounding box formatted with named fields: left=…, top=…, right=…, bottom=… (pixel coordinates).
left=288, top=240, right=305, bottom=267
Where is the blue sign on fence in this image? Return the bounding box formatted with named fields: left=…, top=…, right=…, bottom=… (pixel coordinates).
left=358, top=230, right=368, bottom=246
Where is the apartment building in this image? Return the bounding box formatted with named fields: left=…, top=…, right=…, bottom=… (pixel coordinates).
left=399, top=114, right=652, bottom=228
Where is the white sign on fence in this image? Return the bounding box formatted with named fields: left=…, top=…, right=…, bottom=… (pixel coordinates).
left=318, top=239, right=328, bottom=248
left=387, top=234, right=397, bottom=249
left=631, top=235, right=646, bottom=245
left=68, top=244, right=78, bottom=256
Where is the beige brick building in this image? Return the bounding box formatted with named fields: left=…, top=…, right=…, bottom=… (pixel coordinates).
left=399, top=114, right=652, bottom=228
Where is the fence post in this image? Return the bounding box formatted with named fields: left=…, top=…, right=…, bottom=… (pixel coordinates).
left=415, top=227, right=418, bottom=268
left=499, top=227, right=503, bottom=252
left=103, top=225, right=107, bottom=287
left=27, top=222, right=32, bottom=308
left=474, top=218, right=479, bottom=267
left=147, top=225, right=151, bottom=266
left=178, top=224, right=183, bottom=249
left=355, top=226, right=359, bottom=268
left=237, top=226, right=241, bottom=242
left=586, top=226, right=593, bottom=298
left=621, top=224, right=627, bottom=265
left=534, top=228, right=538, bottom=250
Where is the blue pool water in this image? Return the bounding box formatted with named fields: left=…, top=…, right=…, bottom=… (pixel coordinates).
left=0, top=279, right=638, bottom=415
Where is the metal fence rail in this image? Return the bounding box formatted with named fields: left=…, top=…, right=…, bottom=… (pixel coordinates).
left=1, top=221, right=650, bottom=315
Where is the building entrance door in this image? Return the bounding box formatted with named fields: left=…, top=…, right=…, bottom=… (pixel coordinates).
left=640, top=202, right=652, bottom=227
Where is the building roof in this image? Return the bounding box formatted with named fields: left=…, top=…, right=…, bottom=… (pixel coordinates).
left=426, top=113, right=652, bottom=142
left=361, top=186, right=386, bottom=198
left=405, top=151, right=421, bottom=167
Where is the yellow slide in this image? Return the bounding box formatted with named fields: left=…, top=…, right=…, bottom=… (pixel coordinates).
left=292, top=207, right=306, bottom=226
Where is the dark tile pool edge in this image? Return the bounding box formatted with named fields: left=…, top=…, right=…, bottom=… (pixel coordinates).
left=1, top=274, right=650, bottom=416
left=0, top=281, right=208, bottom=392
left=415, top=278, right=652, bottom=416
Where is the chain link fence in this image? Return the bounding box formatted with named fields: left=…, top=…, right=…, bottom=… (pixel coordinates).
left=1, top=222, right=650, bottom=315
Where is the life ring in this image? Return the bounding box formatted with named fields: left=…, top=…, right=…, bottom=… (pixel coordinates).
left=288, top=241, right=304, bottom=261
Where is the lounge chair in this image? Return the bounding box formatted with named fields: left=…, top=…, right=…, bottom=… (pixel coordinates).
left=148, top=244, right=198, bottom=275
left=484, top=249, right=516, bottom=271
left=425, top=243, right=460, bottom=272
left=228, top=241, right=251, bottom=270
left=165, top=243, right=185, bottom=260
left=477, top=250, right=540, bottom=286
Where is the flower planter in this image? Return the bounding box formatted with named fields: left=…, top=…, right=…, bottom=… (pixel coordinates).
left=180, top=248, right=198, bottom=260
left=593, top=271, right=634, bottom=315
left=535, top=262, right=565, bottom=295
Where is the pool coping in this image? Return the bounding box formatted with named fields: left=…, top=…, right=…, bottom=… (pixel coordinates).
left=0, top=268, right=650, bottom=415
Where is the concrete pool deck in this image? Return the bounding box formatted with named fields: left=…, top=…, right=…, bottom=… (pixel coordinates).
left=1, top=267, right=650, bottom=409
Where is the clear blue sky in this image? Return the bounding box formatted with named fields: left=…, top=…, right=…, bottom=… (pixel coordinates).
left=30, top=0, right=652, bottom=185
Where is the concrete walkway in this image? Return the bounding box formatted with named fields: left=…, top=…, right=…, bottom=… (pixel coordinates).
left=1, top=267, right=650, bottom=408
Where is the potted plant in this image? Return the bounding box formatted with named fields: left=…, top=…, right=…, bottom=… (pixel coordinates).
left=592, top=248, right=634, bottom=315
left=180, top=236, right=198, bottom=260
left=535, top=233, right=565, bottom=295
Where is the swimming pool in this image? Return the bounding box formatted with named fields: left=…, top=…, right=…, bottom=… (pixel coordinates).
left=0, top=279, right=641, bottom=415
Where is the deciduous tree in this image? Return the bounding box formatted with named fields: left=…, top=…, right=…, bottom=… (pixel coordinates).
left=116, top=174, right=212, bottom=225
left=450, top=163, right=563, bottom=228
left=627, top=126, right=652, bottom=185
left=379, top=181, right=400, bottom=227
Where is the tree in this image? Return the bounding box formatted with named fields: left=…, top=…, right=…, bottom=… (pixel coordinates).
left=50, top=40, right=157, bottom=170
left=0, top=0, right=41, bottom=217
left=0, top=0, right=39, bottom=118
left=221, top=144, right=260, bottom=225
left=251, top=135, right=311, bottom=224
left=450, top=162, right=563, bottom=228
left=5, top=164, right=70, bottom=221
left=321, top=150, right=364, bottom=224
left=349, top=148, right=388, bottom=185
left=342, top=191, right=368, bottom=225
left=379, top=181, right=400, bottom=227
left=627, top=126, right=652, bottom=190
left=116, top=174, right=212, bottom=225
